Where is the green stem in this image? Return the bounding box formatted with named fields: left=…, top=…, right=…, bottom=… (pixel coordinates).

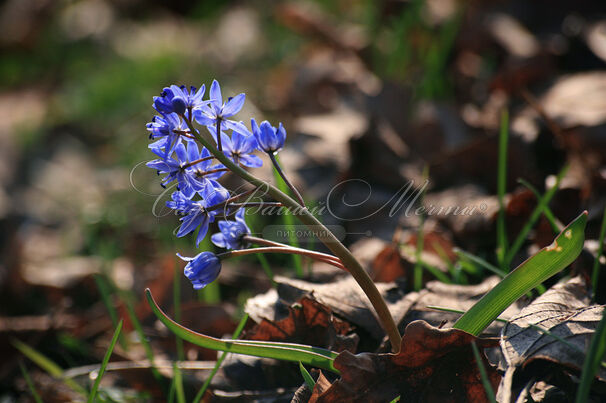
left=268, top=152, right=305, bottom=207
left=219, top=246, right=347, bottom=271
left=243, top=235, right=342, bottom=264
left=184, top=118, right=402, bottom=352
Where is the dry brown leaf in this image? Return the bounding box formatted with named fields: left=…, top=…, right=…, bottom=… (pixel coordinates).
left=401, top=277, right=526, bottom=334
left=309, top=371, right=333, bottom=403
left=275, top=276, right=414, bottom=340
left=498, top=276, right=605, bottom=402
left=245, top=296, right=356, bottom=352
left=316, top=320, right=500, bottom=403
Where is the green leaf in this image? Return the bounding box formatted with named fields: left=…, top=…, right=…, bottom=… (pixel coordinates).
left=299, top=362, right=316, bottom=389
left=19, top=363, right=42, bottom=403
left=454, top=211, right=587, bottom=336
left=471, top=342, right=497, bottom=403
left=88, top=320, right=122, bottom=403
left=504, top=165, right=568, bottom=267
left=576, top=309, right=606, bottom=403
left=12, top=339, right=87, bottom=396
left=145, top=289, right=339, bottom=373
left=192, top=313, right=249, bottom=403
left=591, top=206, right=606, bottom=297
left=496, top=109, right=509, bottom=270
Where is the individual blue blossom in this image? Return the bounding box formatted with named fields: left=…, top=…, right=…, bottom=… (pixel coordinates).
left=167, top=184, right=231, bottom=246
left=251, top=118, right=286, bottom=154
left=146, top=113, right=186, bottom=159
left=178, top=251, right=222, bottom=289
left=146, top=141, right=198, bottom=198
left=193, top=80, right=245, bottom=132
left=154, top=87, right=187, bottom=115
left=186, top=141, right=227, bottom=192
left=153, top=84, right=207, bottom=116
left=211, top=209, right=251, bottom=250
left=207, top=122, right=263, bottom=168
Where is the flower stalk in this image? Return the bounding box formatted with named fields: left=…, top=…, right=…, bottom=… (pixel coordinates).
left=268, top=152, right=305, bottom=207
left=183, top=117, right=402, bottom=352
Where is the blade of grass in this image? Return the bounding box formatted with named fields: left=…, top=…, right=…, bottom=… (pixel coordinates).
left=171, top=262, right=186, bottom=403
left=114, top=286, right=163, bottom=384
left=454, top=211, right=587, bottom=336
left=504, top=166, right=568, bottom=267
left=94, top=274, right=127, bottom=351
left=192, top=313, right=249, bottom=403
left=99, top=272, right=162, bottom=384
left=88, top=320, right=123, bottom=403
left=418, top=260, right=452, bottom=284
left=413, top=167, right=429, bottom=291
left=299, top=362, right=316, bottom=389
left=454, top=248, right=506, bottom=278
left=173, top=261, right=184, bottom=362
left=592, top=206, right=606, bottom=298
left=256, top=251, right=275, bottom=283
left=167, top=375, right=176, bottom=403
left=576, top=308, right=606, bottom=403
left=454, top=248, right=545, bottom=294
left=431, top=242, right=460, bottom=283
left=173, top=361, right=185, bottom=403
left=12, top=339, right=87, bottom=396
left=272, top=154, right=303, bottom=277
left=146, top=289, right=338, bottom=373
left=517, top=178, right=560, bottom=233
left=19, top=362, right=42, bottom=403
left=496, top=109, right=509, bottom=270
left=471, top=341, right=497, bottom=403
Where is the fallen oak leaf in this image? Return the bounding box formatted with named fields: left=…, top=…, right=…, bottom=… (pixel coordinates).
left=498, top=276, right=606, bottom=402
left=316, top=320, right=500, bottom=403
left=275, top=276, right=413, bottom=341
left=245, top=296, right=357, bottom=353
left=309, top=371, right=333, bottom=403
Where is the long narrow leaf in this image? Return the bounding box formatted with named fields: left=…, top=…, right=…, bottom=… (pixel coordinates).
left=299, top=362, right=316, bottom=389
left=576, top=309, right=606, bottom=402
left=145, top=289, right=338, bottom=373
left=504, top=166, right=568, bottom=266
left=19, top=363, right=42, bottom=403
left=88, top=320, right=122, bottom=403
left=517, top=178, right=560, bottom=233
left=591, top=206, right=606, bottom=297
left=12, top=339, right=87, bottom=396
left=193, top=313, right=249, bottom=402
left=496, top=109, right=509, bottom=270
left=272, top=154, right=304, bottom=277
left=454, top=211, right=587, bottom=335
left=471, top=342, right=497, bottom=403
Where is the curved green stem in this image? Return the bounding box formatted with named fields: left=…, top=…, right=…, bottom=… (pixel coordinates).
left=243, top=235, right=342, bottom=264
left=219, top=246, right=347, bottom=271
left=184, top=118, right=402, bottom=352
left=268, top=152, right=305, bottom=207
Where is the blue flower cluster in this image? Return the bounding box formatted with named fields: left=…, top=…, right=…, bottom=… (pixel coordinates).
left=146, top=80, right=286, bottom=289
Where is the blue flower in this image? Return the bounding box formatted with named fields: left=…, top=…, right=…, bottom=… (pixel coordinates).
left=167, top=184, right=231, bottom=246
left=146, top=142, right=189, bottom=191
left=186, top=142, right=227, bottom=192
left=154, top=87, right=186, bottom=115
left=178, top=251, right=222, bottom=289
left=153, top=84, right=208, bottom=116
left=146, top=113, right=186, bottom=159
left=147, top=141, right=198, bottom=197
left=251, top=118, right=286, bottom=154
left=207, top=122, right=263, bottom=168
left=193, top=80, right=245, bottom=132
left=211, top=209, right=251, bottom=250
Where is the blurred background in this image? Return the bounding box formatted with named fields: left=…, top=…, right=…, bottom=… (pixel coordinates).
left=1, top=0, right=606, bottom=401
